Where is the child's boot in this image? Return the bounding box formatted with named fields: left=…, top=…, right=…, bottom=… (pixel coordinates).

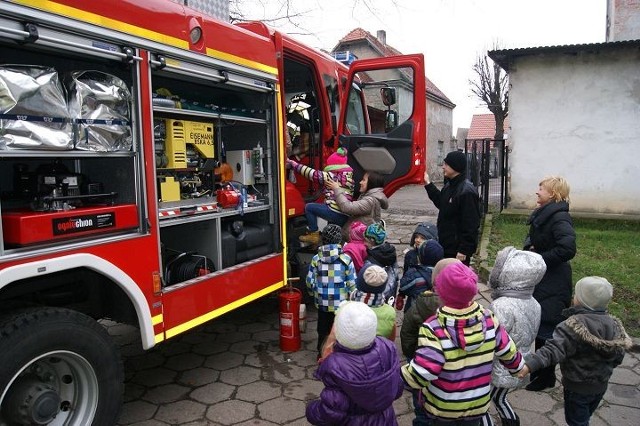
left=299, top=230, right=321, bottom=245
left=499, top=417, right=520, bottom=426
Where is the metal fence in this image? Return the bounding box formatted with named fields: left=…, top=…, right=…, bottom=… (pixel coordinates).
left=465, top=139, right=509, bottom=214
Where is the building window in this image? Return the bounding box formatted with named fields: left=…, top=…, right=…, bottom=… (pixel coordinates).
left=437, top=140, right=444, bottom=165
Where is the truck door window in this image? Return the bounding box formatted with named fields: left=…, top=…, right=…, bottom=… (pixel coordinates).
left=345, top=84, right=366, bottom=134
left=345, top=67, right=415, bottom=136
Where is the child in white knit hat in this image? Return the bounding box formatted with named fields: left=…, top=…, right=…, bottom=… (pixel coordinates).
left=306, top=301, right=404, bottom=425
left=518, top=276, right=632, bottom=426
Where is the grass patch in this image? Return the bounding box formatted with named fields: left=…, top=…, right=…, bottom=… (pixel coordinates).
left=487, top=214, right=640, bottom=337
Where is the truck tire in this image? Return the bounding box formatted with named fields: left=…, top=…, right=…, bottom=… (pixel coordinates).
left=0, top=307, right=124, bottom=425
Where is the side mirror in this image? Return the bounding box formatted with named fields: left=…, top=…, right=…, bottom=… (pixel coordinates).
left=380, top=87, right=396, bottom=107
left=385, top=110, right=398, bottom=132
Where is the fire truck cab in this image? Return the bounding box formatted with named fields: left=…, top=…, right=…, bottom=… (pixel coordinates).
left=0, top=1, right=425, bottom=424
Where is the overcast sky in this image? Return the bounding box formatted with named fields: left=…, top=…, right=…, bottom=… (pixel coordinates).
left=240, top=0, right=607, bottom=133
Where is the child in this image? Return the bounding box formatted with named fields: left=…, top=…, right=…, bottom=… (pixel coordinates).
left=364, top=222, right=399, bottom=303
left=351, top=263, right=397, bottom=341
left=488, top=246, right=547, bottom=426
left=306, top=223, right=356, bottom=357
left=400, top=258, right=458, bottom=360
left=400, top=257, right=458, bottom=426
left=287, top=147, right=354, bottom=245
left=319, top=263, right=396, bottom=362
left=517, top=276, right=632, bottom=426
left=402, top=262, right=525, bottom=425
left=397, top=239, right=444, bottom=312
left=403, top=221, right=438, bottom=274
left=343, top=221, right=367, bottom=273
left=306, top=301, right=404, bottom=425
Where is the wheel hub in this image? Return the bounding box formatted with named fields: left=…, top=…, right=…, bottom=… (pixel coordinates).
left=3, top=375, right=61, bottom=424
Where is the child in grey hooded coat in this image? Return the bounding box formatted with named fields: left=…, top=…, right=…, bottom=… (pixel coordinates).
left=488, top=246, right=547, bottom=426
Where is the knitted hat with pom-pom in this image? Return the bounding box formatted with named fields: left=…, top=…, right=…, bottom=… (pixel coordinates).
left=324, top=147, right=352, bottom=172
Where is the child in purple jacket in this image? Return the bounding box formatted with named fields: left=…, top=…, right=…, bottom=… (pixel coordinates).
left=306, top=301, right=404, bottom=425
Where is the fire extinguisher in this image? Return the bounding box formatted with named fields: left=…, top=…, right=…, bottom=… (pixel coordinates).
left=279, top=278, right=302, bottom=352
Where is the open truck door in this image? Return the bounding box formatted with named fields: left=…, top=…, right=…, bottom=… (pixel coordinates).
left=338, top=54, right=426, bottom=195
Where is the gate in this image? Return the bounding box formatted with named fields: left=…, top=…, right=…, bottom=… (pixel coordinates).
left=465, top=139, right=508, bottom=214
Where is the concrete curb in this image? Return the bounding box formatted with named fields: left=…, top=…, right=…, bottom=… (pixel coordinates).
left=475, top=213, right=493, bottom=283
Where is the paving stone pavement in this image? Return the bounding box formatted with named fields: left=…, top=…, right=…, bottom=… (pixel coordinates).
left=112, top=185, right=640, bottom=426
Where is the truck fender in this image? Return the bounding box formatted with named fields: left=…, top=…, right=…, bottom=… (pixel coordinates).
left=0, top=253, right=155, bottom=349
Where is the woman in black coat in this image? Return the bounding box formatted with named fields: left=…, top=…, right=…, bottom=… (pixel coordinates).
left=524, top=175, right=576, bottom=391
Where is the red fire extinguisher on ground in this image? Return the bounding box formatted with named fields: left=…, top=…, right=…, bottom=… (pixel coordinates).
left=279, top=278, right=302, bottom=352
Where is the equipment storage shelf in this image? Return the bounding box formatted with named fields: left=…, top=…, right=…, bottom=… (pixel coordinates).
left=0, top=24, right=143, bottom=256
left=0, top=154, right=141, bottom=254
left=148, top=49, right=281, bottom=283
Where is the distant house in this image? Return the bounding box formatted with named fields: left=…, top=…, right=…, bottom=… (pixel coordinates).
left=489, top=40, right=640, bottom=216
left=465, top=114, right=511, bottom=179
left=331, top=28, right=456, bottom=181
left=467, top=114, right=510, bottom=141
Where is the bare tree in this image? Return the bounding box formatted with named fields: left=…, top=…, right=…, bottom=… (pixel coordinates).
left=229, top=0, right=397, bottom=35
left=229, top=0, right=310, bottom=31
left=469, top=50, right=508, bottom=140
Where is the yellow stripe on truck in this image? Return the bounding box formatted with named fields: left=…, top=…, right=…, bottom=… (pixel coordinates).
left=164, top=281, right=284, bottom=339
left=206, top=47, right=278, bottom=76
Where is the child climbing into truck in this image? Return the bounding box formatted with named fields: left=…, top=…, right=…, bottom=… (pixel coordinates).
left=287, top=147, right=354, bottom=246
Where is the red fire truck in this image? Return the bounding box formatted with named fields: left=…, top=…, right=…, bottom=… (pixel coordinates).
left=0, top=0, right=426, bottom=423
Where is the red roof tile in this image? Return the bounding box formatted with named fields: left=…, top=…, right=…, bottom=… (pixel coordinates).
left=335, top=28, right=452, bottom=105
left=467, top=114, right=510, bottom=139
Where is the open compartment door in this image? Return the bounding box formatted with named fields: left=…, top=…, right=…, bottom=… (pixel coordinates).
left=338, top=54, right=426, bottom=195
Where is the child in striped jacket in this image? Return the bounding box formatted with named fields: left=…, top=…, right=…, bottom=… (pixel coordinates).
left=287, top=147, right=354, bottom=246
left=401, top=262, right=525, bottom=425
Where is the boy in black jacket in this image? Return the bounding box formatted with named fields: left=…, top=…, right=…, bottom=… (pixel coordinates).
left=518, top=276, right=632, bottom=426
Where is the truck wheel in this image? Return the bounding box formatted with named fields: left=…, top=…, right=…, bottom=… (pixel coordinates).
left=0, top=307, right=123, bottom=425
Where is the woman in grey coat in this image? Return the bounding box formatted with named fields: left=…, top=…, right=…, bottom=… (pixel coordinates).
left=488, top=246, right=547, bottom=426
left=327, top=171, right=389, bottom=233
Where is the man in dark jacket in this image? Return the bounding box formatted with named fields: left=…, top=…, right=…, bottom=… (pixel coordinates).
left=424, top=151, right=481, bottom=265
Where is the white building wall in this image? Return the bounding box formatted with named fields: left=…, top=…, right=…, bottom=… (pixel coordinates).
left=427, top=100, right=454, bottom=181
left=607, top=0, right=640, bottom=41
left=508, top=49, right=640, bottom=215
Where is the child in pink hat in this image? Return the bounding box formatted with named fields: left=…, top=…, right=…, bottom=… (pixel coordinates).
left=343, top=221, right=368, bottom=273
left=287, top=147, right=354, bottom=246
left=402, top=262, right=525, bottom=424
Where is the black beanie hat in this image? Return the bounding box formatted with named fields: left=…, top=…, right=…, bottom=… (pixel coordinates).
left=444, top=151, right=467, bottom=174
left=321, top=224, right=343, bottom=245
